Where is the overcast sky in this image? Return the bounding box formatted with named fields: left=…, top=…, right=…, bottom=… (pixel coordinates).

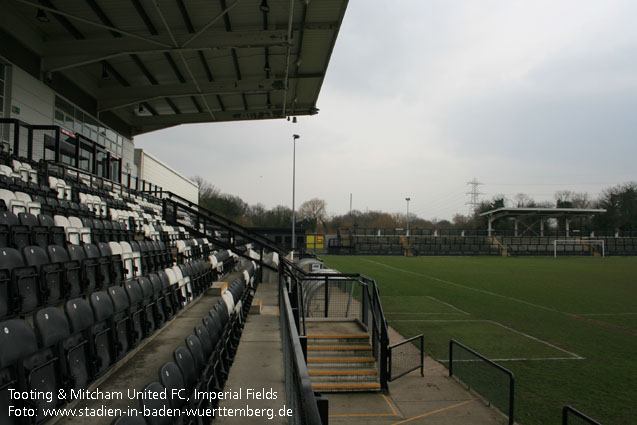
left=136, top=0, right=637, bottom=221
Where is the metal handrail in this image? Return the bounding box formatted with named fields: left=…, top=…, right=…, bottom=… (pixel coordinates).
left=388, top=334, right=424, bottom=381
left=162, top=191, right=285, bottom=254
left=562, top=406, right=602, bottom=425
left=449, top=339, right=515, bottom=425
left=279, top=262, right=323, bottom=425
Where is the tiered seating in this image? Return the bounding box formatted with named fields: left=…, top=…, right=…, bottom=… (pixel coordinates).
left=135, top=259, right=258, bottom=425
left=0, top=151, right=266, bottom=425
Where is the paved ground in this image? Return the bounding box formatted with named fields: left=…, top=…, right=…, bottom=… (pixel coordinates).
left=218, top=279, right=509, bottom=425
left=215, top=280, right=287, bottom=424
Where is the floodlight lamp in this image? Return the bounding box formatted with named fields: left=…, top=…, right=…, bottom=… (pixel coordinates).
left=292, top=117, right=297, bottom=123
left=293, top=134, right=300, bottom=140
left=101, top=64, right=110, bottom=80
left=36, top=8, right=50, bottom=23
left=260, top=0, right=270, bottom=12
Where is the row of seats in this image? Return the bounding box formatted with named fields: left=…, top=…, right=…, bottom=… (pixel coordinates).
left=0, top=255, right=231, bottom=425
left=0, top=237, right=180, bottom=319
left=114, top=261, right=258, bottom=425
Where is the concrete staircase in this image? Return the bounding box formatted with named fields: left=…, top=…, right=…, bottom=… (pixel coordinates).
left=399, top=236, right=413, bottom=256
left=306, top=332, right=381, bottom=392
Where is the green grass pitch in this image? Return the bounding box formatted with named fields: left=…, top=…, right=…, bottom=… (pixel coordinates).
left=321, top=256, right=637, bottom=425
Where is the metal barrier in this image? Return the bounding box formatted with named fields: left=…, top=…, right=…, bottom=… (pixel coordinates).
left=562, top=406, right=603, bottom=425
left=388, top=334, right=424, bottom=381
left=279, top=262, right=325, bottom=425
left=281, top=265, right=390, bottom=389
left=449, top=339, right=515, bottom=425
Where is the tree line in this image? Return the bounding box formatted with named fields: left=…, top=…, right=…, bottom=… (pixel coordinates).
left=192, top=176, right=637, bottom=233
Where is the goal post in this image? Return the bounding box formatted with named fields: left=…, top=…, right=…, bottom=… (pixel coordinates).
left=553, top=239, right=605, bottom=258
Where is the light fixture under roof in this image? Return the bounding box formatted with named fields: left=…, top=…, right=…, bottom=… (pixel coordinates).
left=260, top=0, right=269, bottom=12
left=264, top=61, right=271, bottom=73
left=101, top=63, right=110, bottom=80
left=36, top=8, right=50, bottom=23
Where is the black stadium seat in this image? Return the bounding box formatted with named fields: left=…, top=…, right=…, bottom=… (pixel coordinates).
left=89, top=292, right=116, bottom=376
left=48, top=245, right=83, bottom=298
left=108, top=285, right=133, bottom=358
left=139, top=382, right=172, bottom=425
left=111, top=414, right=147, bottom=425
left=24, top=245, right=63, bottom=307
left=35, top=305, right=90, bottom=392
left=0, top=246, right=40, bottom=315
left=124, top=280, right=146, bottom=343
left=137, top=277, right=157, bottom=335
left=67, top=244, right=99, bottom=294
left=85, top=243, right=112, bottom=290
left=1, top=318, right=63, bottom=425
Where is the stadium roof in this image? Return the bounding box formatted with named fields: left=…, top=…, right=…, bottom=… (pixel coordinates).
left=0, top=0, right=348, bottom=137
left=480, top=207, right=607, bottom=220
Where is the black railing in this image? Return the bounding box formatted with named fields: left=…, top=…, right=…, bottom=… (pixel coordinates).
left=279, top=261, right=325, bottom=425
left=388, top=334, right=424, bottom=381
left=282, top=264, right=390, bottom=389
left=449, top=339, right=515, bottom=425
left=562, top=406, right=603, bottom=425
left=162, top=191, right=283, bottom=255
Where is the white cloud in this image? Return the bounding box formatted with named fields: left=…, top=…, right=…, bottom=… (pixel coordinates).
left=136, top=0, right=637, bottom=220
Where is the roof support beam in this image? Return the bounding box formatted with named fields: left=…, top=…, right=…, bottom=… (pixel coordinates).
left=12, top=0, right=171, bottom=48
left=41, top=31, right=290, bottom=72
left=97, top=77, right=301, bottom=112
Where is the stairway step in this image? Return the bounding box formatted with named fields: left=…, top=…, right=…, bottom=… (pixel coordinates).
left=311, top=381, right=381, bottom=393
left=309, top=369, right=378, bottom=381
left=307, top=357, right=376, bottom=367
left=307, top=335, right=371, bottom=345
left=307, top=345, right=372, bottom=351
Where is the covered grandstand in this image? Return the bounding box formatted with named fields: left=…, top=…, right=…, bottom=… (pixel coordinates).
left=0, top=1, right=359, bottom=424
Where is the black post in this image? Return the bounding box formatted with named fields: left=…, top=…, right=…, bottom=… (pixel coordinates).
left=324, top=276, right=329, bottom=318
left=508, top=375, right=515, bottom=425
left=361, top=283, right=368, bottom=326
left=420, top=335, right=425, bottom=376
left=300, top=335, right=307, bottom=361
left=388, top=346, right=392, bottom=382
left=315, top=393, right=329, bottom=425
left=562, top=406, right=568, bottom=425
left=449, top=340, right=454, bottom=377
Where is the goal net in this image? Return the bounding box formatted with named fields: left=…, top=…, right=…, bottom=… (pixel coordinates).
left=553, top=239, right=605, bottom=258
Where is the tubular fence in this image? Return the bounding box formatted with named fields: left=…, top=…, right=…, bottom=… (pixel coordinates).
left=279, top=262, right=324, bottom=425
left=388, top=334, right=424, bottom=381
left=449, top=339, right=515, bottom=425
left=281, top=264, right=390, bottom=389
left=562, top=406, right=603, bottom=425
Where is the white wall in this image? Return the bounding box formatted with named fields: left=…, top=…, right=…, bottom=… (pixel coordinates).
left=9, top=66, right=54, bottom=125
left=135, top=149, right=198, bottom=204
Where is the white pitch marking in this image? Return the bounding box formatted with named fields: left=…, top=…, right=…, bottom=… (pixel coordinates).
left=427, top=296, right=471, bottom=315
left=438, top=357, right=584, bottom=362
left=577, top=313, right=637, bottom=316
left=390, top=319, right=585, bottom=360
left=363, top=258, right=563, bottom=313
left=386, top=312, right=466, bottom=316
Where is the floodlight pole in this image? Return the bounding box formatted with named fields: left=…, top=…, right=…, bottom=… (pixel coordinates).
left=292, top=134, right=300, bottom=260
left=405, top=197, right=411, bottom=236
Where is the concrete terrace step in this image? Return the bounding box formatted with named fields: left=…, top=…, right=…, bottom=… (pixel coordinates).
left=311, top=381, right=381, bottom=392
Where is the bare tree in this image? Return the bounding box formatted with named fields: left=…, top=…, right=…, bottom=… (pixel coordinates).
left=298, top=198, right=328, bottom=232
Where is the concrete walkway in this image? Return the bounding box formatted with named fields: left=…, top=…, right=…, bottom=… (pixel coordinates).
left=215, top=280, right=287, bottom=424
left=216, top=279, right=508, bottom=425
